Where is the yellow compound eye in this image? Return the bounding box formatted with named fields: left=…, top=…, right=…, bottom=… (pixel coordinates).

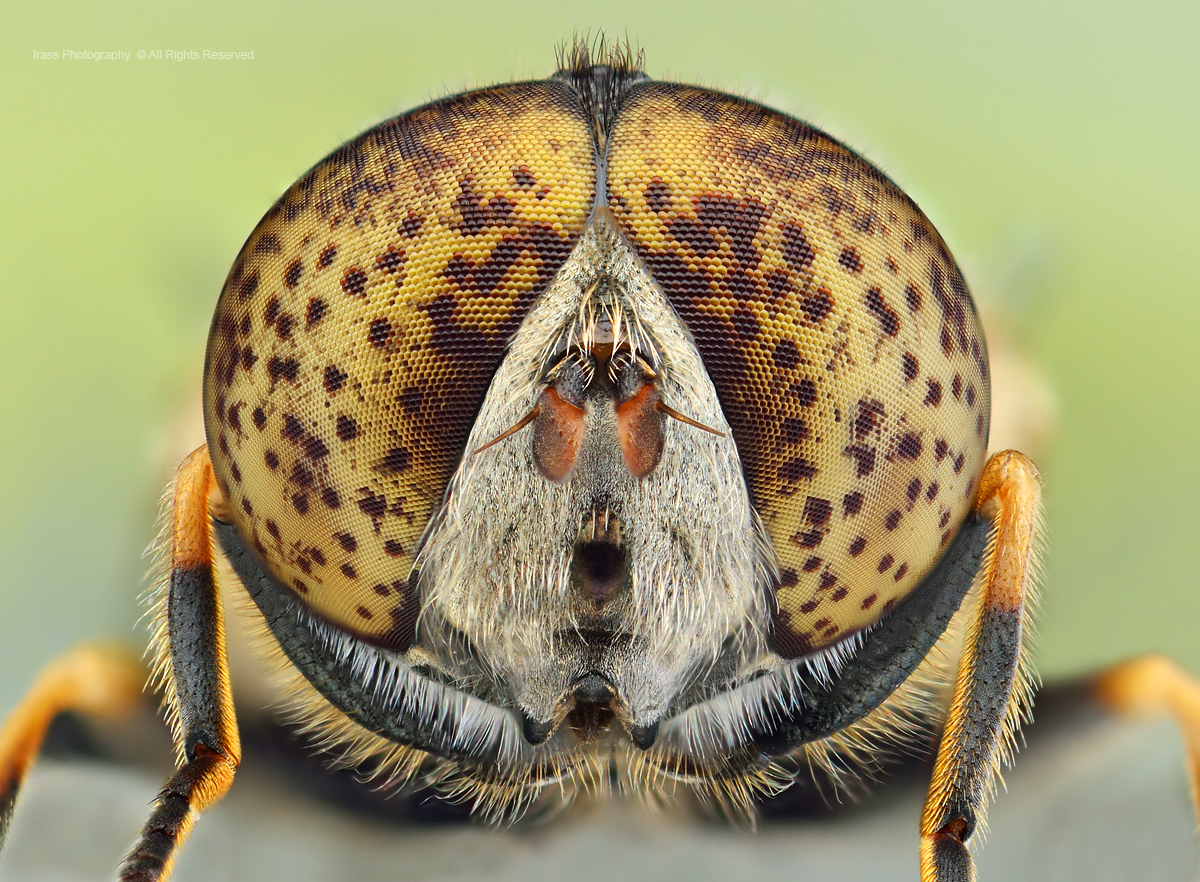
left=606, top=84, right=989, bottom=655
left=203, top=83, right=595, bottom=648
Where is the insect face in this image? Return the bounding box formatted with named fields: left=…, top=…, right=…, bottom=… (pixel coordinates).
left=200, top=47, right=991, bottom=806
left=420, top=210, right=771, bottom=742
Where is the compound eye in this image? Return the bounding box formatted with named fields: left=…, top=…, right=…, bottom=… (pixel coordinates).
left=605, top=83, right=991, bottom=655
left=202, top=81, right=594, bottom=649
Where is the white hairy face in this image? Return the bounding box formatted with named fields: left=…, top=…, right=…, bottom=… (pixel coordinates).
left=416, top=210, right=776, bottom=741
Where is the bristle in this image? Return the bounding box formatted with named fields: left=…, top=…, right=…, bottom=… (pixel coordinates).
left=141, top=473, right=186, bottom=764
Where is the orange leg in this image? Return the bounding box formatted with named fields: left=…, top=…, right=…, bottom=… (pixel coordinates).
left=0, top=646, right=144, bottom=851
left=920, top=450, right=1043, bottom=882
left=1094, top=654, right=1200, bottom=826
left=117, top=444, right=241, bottom=882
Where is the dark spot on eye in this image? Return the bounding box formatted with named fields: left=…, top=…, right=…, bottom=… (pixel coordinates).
left=779, top=456, right=817, bottom=482
left=953, top=453, right=965, bottom=474
left=925, top=380, right=943, bottom=406
left=512, top=166, right=537, bottom=190
left=290, top=463, right=314, bottom=487
left=372, top=583, right=391, bottom=596
left=861, top=593, right=878, bottom=610
left=293, top=579, right=308, bottom=594
left=267, top=356, right=299, bottom=385
left=308, top=548, right=326, bottom=567
left=384, top=539, right=405, bottom=557
left=318, top=245, right=337, bottom=267
left=896, top=433, right=922, bottom=460
left=264, top=450, right=279, bottom=469
left=830, top=587, right=848, bottom=602
left=792, top=529, right=823, bottom=548
left=813, top=617, right=831, bottom=630
left=252, top=407, right=267, bottom=430
left=241, top=347, right=258, bottom=371
left=255, top=233, right=281, bottom=254
left=377, top=446, right=411, bottom=474
left=804, top=496, right=832, bottom=525
left=952, top=374, right=963, bottom=399
left=843, top=491, right=864, bottom=516
left=907, top=478, right=922, bottom=503
left=264, top=298, right=281, bottom=326
left=356, top=606, right=372, bottom=620
left=336, top=415, right=358, bottom=441
left=643, top=178, right=671, bottom=212
left=885, top=509, right=902, bottom=530
left=878, top=553, right=894, bottom=573
left=781, top=222, right=815, bottom=273
left=398, top=386, right=422, bottom=414
left=781, top=417, right=807, bottom=444
left=864, top=287, right=899, bottom=336
left=284, top=260, right=303, bottom=289
left=774, top=339, right=800, bottom=370
left=800, top=600, right=819, bottom=614
left=292, top=493, right=309, bottom=514
left=218, top=434, right=230, bottom=457
left=802, top=556, right=822, bottom=571
left=275, top=313, right=295, bottom=340
left=241, top=497, right=253, bottom=516
left=844, top=445, right=876, bottom=477
left=894, top=563, right=909, bottom=581
left=904, top=283, right=921, bottom=311
left=941, top=326, right=954, bottom=354
left=229, top=462, right=242, bottom=483
left=324, top=365, right=348, bottom=393
left=237, top=270, right=259, bottom=301
left=934, top=439, right=949, bottom=462
left=854, top=399, right=885, bottom=438
left=239, top=314, right=252, bottom=336
left=838, top=247, right=862, bottom=274
left=800, top=288, right=833, bottom=323
left=357, top=490, right=387, bottom=520
left=375, top=246, right=405, bottom=274
left=306, top=298, right=327, bottom=327
left=926, top=482, right=939, bottom=502
left=966, top=385, right=976, bottom=407
left=341, top=562, right=357, bottom=578
left=399, top=215, right=424, bottom=238
left=849, top=536, right=866, bottom=556
left=341, top=268, right=368, bottom=297
left=819, top=571, right=837, bottom=590
left=939, top=510, right=952, bottom=528
left=789, top=379, right=817, bottom=407
left=730, top=306, right=759, bottom=341
left=902, top=352, right=919, bottom=382
left=321, top=487, right=340, bottom=509
left=282, top=414, right=304, bottom=442
left=266, top=519, right=280, bottom=540
left=368, top=317, right=392, bottom=347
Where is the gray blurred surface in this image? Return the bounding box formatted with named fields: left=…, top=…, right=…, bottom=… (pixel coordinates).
left=2, top=715, right=1196, bottom=882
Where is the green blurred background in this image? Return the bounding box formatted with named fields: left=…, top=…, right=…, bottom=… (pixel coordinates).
left=1, top=0, right=1197, bottom=718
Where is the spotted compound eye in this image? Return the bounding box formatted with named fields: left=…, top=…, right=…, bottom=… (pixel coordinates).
left=203, top=71, right=988, bottom=658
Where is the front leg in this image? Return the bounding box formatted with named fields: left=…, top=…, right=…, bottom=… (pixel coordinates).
left=920, top=450, right=1043, bottom=881
left=119, top=444, right=241, bottom=882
